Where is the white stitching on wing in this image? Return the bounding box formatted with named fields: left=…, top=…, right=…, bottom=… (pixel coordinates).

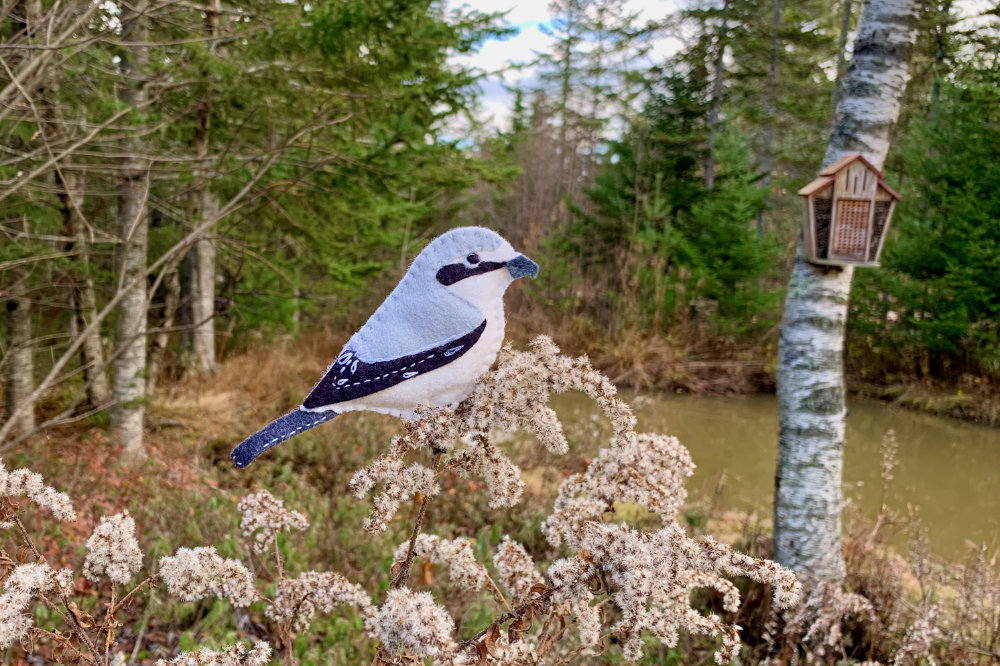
left=326, top=332, right=476, bottom=396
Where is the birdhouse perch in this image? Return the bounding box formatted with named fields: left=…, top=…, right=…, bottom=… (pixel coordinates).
left=798, top=154, right=901, bottom=267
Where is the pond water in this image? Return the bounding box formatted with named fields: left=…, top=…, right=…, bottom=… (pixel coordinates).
left=549, top=392, right=1000, bottom=558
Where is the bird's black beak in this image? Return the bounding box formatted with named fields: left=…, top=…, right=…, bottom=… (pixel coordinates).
left=507, top=254, right=539, bottom=279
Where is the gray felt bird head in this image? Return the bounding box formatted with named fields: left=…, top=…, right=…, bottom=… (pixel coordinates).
left=231, top=226, right=538, bottom=468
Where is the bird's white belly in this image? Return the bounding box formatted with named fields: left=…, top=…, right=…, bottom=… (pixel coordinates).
left=331, top=300, right=506, bottom=418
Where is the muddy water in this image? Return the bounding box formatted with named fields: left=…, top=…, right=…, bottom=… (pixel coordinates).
left=549, top=392, right=1000, bottom=558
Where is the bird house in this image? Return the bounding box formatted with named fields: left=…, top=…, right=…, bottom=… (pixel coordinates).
left=798, top=154, right=901, bottom=267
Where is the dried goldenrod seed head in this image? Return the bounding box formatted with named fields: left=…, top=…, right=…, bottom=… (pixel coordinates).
left=159, top=547, right=256, bottom=608
left=83, top=510, right=143, bottom=584
left=0, top=459, right=76, bottom=523
left=238, top=489, right=309, bottom=554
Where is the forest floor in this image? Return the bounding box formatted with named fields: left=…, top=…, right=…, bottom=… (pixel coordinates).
left=6, top=329, right=998, bottom=664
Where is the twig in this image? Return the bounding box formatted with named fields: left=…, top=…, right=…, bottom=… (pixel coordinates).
left=114, top=576, right=157, bottom=614
left=31, top=627, right=94, bottom=664
left=9, top=509, right=102, bottom=664
left=467, top=588, right=557, bottom=644
left=128, top=604, right=153, bottom=666
left=549, top=630, right=616, bottom=666
left=390, top=453, right=442, bottom=589
left=484, top=572, right=512, bottom=611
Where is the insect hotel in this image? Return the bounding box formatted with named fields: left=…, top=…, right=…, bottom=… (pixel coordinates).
left=798, top=154, right=901, bottom=267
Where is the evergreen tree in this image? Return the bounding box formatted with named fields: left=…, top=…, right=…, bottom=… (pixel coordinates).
left=850, top=66, right=1000, bottom=380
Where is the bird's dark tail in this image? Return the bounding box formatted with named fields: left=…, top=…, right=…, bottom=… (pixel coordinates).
left=231, top=408, right=338, bottom=468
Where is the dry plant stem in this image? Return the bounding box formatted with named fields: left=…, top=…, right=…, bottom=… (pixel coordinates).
left=391, top=453, right=441, bottom=589
left=33, top=627, right=95, bottom=664
left=275, top=538, right=285, bottom=582
left=129, top=604, right=153, bottom=665
left=467, top=587, right=557, bottom=644
left=104, top=585, right=117, bottom=666
left=113, top=576, right=157, bottom=613
left=484, top=572, right=512, bottom=611
left=10, top=511, right=102, bottom=665
left=550, top=630, right=616, bottom=666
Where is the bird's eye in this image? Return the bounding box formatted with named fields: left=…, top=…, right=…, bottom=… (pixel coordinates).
left=466, top=253, right=480, bottom=265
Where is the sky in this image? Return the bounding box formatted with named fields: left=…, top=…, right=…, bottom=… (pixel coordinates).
left=450, top=0, right=997, bottom=132
left=449, top=0, right=681, bottom=131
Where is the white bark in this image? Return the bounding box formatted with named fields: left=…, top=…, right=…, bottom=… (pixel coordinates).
left=190, top=193, right=217, bottom=374
left=756, top=0, right=782, bottom=234
left=185, top=0, right=219, bottom=376
left=832, top=0, right=854, bottom=117
left=4, top=294, right=35, bottom=437
left=62, top=171, right=111, bottom=409
left=111, top=2, right=150, bottom=460
left=774, top=0, right=917, bottom=583
left=704, top=0, right=730, bottom=191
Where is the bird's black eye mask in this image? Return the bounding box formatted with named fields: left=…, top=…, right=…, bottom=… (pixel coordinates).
left=436, top=259, right=507, bottom=286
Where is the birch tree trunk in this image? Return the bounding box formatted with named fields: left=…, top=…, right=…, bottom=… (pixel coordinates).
left=774, top=0, right=918, bottom=584
left=183, top=0, right=219, bottom=376
left=190, top=194, right=218, bottom=374
left=111, top=2, right=150, bottom=460
left=61, top=171, right=111, bottom=409
left=832, top=0, right=854, bottom=118
left=4, top=293, right=35, bottom=437
left=756, top=0, right=782, bottom=234
left=704, top=0, right=730, bottom=191
left=2, top=2, right=41, bottom=437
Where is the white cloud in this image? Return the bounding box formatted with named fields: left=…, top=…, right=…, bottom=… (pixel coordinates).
left=451, top=0, right=680, bottom=131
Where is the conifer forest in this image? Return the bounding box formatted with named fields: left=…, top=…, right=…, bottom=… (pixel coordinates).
left=1, top=1, right=999, bottom=664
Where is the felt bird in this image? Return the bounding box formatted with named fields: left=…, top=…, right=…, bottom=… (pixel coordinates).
left=230, top=227, right=538, bottom=468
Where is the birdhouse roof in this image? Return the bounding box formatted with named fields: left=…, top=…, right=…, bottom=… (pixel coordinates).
left=819, top=153, right=883, bottom=177
left=798, top=175, right=834, bottom=197
left=798, top=153, right=902, bottom=200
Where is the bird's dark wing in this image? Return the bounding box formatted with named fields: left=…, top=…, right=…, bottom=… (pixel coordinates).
left=302, top=319, right=487, bottom=410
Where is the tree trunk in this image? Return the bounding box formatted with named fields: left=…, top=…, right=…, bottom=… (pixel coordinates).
left=189, top=193, right=218, bottom=374
left=756, top=0, right=783, bottom=235
left=146, top=263, right=180, bottom=397
left=4, top=293, right=35, bottom=437
left=704, top=0, right=730, bottom=191
left=183, top=0, right=219, bottom=376
left=111, top=2, right=149, bottom=460
left=61, top=171, right=111, bottom=409
left=832, top=0, right=854, bottom=118
left=774, top=0, right=918, bottom=584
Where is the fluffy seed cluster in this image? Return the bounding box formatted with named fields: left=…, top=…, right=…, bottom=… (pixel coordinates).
left=0, top=459, right=76, bottom=522
left=154, top=640, right=272, bottom=666
left=548, top=555, right=602, bottom=648
left=83, top=511, right=143, bottom=584
left=393, top=534, right=488, bottom=592
left=781, top=581, right=875, bottom=660
left=238, top=490, right=309, bottom=554
left=538, top=422, right=800, bottom=663
left=373, top=588, right=456, bottom=659
left=0, top=563, right=74, bottom=648
left=345, top=337, right=801, bottom=663
left=349, top=458, right=439, bottom=534
left=492, top=536, right=544, bottom=605
left=267, top=571, right=375, bottom=633
left=351, top=337, right=635, bottom=531
left=543, top=432, right=694, bottom=546
left=893, top=605, right=942, bottom=666
left=159, top=547, right=256, bottom=607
